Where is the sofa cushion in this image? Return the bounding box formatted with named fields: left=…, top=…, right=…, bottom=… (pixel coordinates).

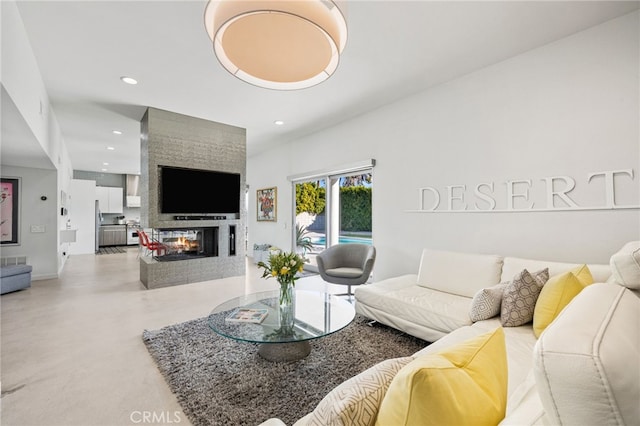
left=324, top=267, right=363, bottom=279
left=533, top=283, right=640, bottom=425
left=501, top=257, right=610, bottom=284
left=500, top=268, right=549, bottom=327
left=499, top=370, right=545, bottom=426
left=376, top=327, right=508, bottom=426
left=355, top=278, right=474, bottom=338
left=0, top=264, right=33, bottom=277
left=609, top=241, right=640, bottom=290
left=306, top=356, right=414, bottom=426
left=469, top=282, right=508, bottom=322
left=417, top=249, right=503, bottom=298
left=532, top=265, right=593, bottom=338
left=0, top=264, right=33, bottom=295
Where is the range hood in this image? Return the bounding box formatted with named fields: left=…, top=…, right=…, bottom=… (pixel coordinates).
left=126, top=174, right=141, bottom=207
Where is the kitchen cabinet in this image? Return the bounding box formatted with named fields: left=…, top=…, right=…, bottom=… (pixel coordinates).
left=99, top=225, right=127, bottom=247
left=96, top=186, right=123, bottom=213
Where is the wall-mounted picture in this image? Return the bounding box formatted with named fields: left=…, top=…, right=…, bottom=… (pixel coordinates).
left=1, top=177, right=20, bottom=245
left=257, top=187, right=277, bottom=222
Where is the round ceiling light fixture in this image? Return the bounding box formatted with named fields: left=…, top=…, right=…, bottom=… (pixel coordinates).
left=204, top=0, right=347, bottom=90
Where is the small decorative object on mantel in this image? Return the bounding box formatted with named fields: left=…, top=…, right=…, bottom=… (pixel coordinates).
left=257, top=187, right=277, bottom=222
left=257, top=250, right=307, bottom=334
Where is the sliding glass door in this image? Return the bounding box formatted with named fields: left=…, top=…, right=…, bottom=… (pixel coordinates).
left=333, top=172, right=372, bottom=246
left=294, top=179, right=327, bottom=270
left=293, top=169, right=372, bottom=271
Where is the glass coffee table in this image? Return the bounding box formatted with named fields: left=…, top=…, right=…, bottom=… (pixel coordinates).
left=208, top=289, right=355, bottom=361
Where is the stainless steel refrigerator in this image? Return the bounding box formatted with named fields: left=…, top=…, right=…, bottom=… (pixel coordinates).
left=94, top=200, right=102, bottom=253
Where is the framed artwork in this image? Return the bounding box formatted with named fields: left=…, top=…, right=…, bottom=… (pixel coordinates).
left=1, top=177, right=20, bottom=245
left=257, top=187, right=277, bottom=222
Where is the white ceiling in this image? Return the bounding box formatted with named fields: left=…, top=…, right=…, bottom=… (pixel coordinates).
left=4, top=0, right=639, bottom=175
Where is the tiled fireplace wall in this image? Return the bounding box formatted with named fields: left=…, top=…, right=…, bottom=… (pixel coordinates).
left=139, top=107, right=246, bottom=288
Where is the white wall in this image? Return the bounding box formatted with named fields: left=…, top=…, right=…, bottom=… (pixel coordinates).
left=247, top=146, right=294, bottom=252
left=2, top=0, right=52, bottom=155
left=1, top=166, right=59, bottom=279
left=68, top=179, right=97, bottom=255
left=1, top=0, right=75, bottom=276
left=247, top=11, right=640, bottom=280
left=52, top=109, right=74, bottom=271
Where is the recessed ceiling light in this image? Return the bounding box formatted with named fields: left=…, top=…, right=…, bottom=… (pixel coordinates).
left=274, top=120, right=284, bottom=126
left=103, top=162, right=109, bottom=166
left=120, top=76, right=138, bottom=85
left=107, top=146, right=115, bottom=151
left=112, top=130, right=122, bottom=135
left=101, top=168, right=108, bottom=172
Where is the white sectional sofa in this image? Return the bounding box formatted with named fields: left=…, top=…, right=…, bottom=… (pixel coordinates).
left=262, top=242, right=639, bottom=426
left=354, top=248, right=611, bottom=342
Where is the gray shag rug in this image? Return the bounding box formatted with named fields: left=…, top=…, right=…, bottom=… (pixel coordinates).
left=142, top=314, right=428, bottom=426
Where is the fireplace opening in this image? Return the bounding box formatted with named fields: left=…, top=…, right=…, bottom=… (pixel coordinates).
left=152, top=227, right=219, bottom=261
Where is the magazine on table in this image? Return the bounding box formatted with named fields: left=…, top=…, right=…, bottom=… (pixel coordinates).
left=225, top=308, right=269, bottom=324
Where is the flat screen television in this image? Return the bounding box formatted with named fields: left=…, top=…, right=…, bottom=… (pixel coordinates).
left=159, top=165, right=241, bottom=215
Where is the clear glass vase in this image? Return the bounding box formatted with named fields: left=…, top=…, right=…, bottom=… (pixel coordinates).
left=278, top=282, right=295, bottom=334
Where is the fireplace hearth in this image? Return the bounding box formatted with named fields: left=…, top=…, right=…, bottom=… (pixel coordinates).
left=152, top=227, right=218, bottom=262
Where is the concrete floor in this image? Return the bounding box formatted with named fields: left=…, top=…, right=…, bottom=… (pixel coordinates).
left=1, top=248, right=337, bottom=426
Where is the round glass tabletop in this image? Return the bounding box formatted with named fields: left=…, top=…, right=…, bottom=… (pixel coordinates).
left=207, top=289, right=355, bottom=345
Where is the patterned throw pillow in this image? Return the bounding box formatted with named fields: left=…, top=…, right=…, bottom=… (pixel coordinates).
left=469, top=283, right=508, bottom=322
left=500, top=268, right=549, bottom=327
left=307, top=356, right=414, bottom=426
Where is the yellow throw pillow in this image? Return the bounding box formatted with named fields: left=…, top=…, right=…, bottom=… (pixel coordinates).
left=533, top=264, right=594, bottom=338
left=375, top=327, right=507, bottom=426
left=571, top=263, right=594, bottom=286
